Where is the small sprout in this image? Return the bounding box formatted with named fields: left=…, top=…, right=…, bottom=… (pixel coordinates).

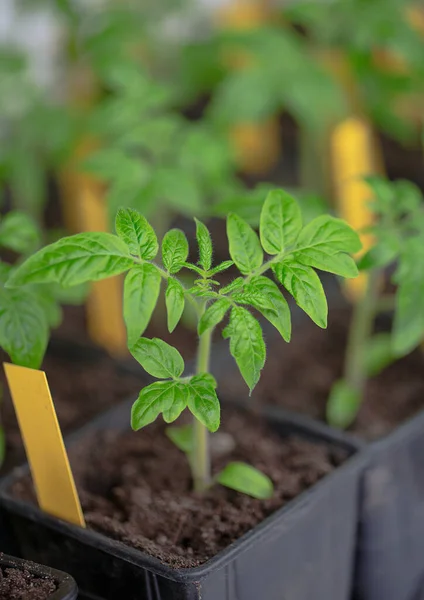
left=7, top=189, right=359, bottom=497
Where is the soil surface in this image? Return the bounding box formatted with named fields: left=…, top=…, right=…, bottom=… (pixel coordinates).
left=13, top=409, right=347, bottom=568
left=0, top=563, right=56, bottom=600
left=221, top=307, right=424, bottom=441
left=0, top=345, right=144, bottom=474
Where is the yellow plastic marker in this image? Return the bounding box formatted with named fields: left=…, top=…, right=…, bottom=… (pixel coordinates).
left=331, top=117, right=380, bottom=301
left=216, top=0, right=281, bottom=175
left=59, top=66, right=127, bottom=357
left=4, top=363, right=85, bottom=528
left=78, top=182, right=128, bottom=357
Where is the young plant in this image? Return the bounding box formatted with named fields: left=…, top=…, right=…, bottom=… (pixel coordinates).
left=0, top=47, right=76, bottom=224
left=286, top=0, right=424, bottom=143
left=7, top=189, right=360, bottom=496
left=327, top=176, right=424, bottom=428
left=0, top=211, right=63, bottom=468
left=83, top=63, right=244, bottom=235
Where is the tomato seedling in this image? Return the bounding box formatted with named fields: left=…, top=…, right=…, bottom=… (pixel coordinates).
left=8, top=189, right=360, bottom=497
left=327, top=176, right=424, bottom=428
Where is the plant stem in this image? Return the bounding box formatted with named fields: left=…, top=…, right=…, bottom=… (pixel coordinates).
left=192, top=304, right=213, bottom=493
left=343, top=273, right=380, bottom=398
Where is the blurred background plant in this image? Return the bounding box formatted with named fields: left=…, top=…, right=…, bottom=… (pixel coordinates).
left=0, top=0, right=423, bottom=354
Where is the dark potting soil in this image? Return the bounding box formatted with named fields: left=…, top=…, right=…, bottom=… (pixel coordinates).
left=0, top=350, right=143, bottom=474
left=221, top=307, right=424, bottom=441
left=12, top=410, right=347, bottom=568
left=0, top=563, right=56, bottom=600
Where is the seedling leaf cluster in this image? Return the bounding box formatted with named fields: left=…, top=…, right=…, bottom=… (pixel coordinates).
left=8, top=189, right=359, bottom=497
left=327, top=177, right=424, bottom=429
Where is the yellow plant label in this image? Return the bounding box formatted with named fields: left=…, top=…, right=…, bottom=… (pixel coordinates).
left=331, top=117, right=380, bottom=301
left=4, top=363, right=85, bottom=528
left=78, top=183, right=128, bottom=357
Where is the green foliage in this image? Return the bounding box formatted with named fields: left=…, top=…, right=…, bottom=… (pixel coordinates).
left=195, top=219, right=213, bottom=272
left=7, top=232, right=133, bottom=288
left=83, top=66, right=244, bottom=224
left=116, top=208, right=158, bottom=260
left=166, top=423, right=193, bottom=453
left=227, top=214, right=263, bottom=275
left=0, top=212, right=40, bottom=254
left=206, top=26, right=347, bottom=132
left=0, top=212, right=72, bottom=369
left=0, top=288, right=49, bottom=369
left=8, top=188, right=358, bottom=497
left=216, top=461, right=274, bottom=500
left=286, top=0, right=424, bottom=142
left=124, top=265, right=161, bottom=346
left=165, top=279, right=185, bottom=333
left=327, top=380, right=361, bottom=429
left=0, top=48, right=76, bottom=220
left=273, top=261, right=328, bottom=328
left=328, top=177, right=424, bottom=429
left=359, top=178, right=424, bottom=356
left=364, top=333, right=396, bottom=377
left=260, top=189, right=302, bottom=254
left=223, top=306, right=266, bottom=394
left=162, top=229, right=189, bottom=274
left=130, top=337, right=184, bottom=379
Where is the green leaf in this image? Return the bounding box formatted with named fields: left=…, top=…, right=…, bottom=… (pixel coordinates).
left=198, top=297, right=231, bottom=335
left=227, top=214, right=263, bottom=275
left=259, top=189, right=302, bottom=254
left=0, top=263, right=12, bottom=286
left=166, top=424, right=193, bottom=453
left=130, top=337, right=184, bottom=379
left=162, top=229, right=189, bottom=274
left=195, top=218, right=213, bottom=271
left=0, top=212, right=40, bottom=254
left=220, top=277, right=244, bottom=295
left=392, top=238, right=424, bottom=356
left=0, top=288, right=49, bottom=369
left=232, top=289, right=276, bottom=312
left=247, top=276, right=291, bottom=342
left=223, top=306, right=265, bottom=393
left=216, top=462, right=273, bottom=499
left=273, top=260, right=327, bottom=328
left=326, top=380, right=361, bottom=429
left=182, top=262, right=204, bottom=276
left=357, top=235, right=399, bottom=271
left=393, top=279, right=424, bottom=357
left=365, top=333, right=395, bottom=377
left=293, top=215, right=361, bottom=278
left=33, top=291, right=62, bottom=329
left=115, top=207, right=158, bottom=260
left=209, top=260, right=234, bottom=276
left=186, top=374, right=220, bottom=432
left=124, top=264, right=161, bottom=346
left=7, top=232, right=133, bottom=288
left=131, top=381, right=188, bottom=430
left=165, top=278, right=185, bottom=333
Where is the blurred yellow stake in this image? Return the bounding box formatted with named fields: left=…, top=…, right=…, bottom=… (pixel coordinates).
left=331, top=117, right=380, bottom=302
left=216, top=0, right=281, bottom=175
left=4, top=363, right=85, bottom=527
left=59, top=70, right=127, bottom=357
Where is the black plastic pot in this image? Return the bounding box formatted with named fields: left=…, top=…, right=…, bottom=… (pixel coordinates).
left=195, top=294, right=424, bottom=600
left=0, top=399, right=363, bottom=600
left=352, top=410, right=424, bottom=600
left=0, top=553, right=78, bottom=599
